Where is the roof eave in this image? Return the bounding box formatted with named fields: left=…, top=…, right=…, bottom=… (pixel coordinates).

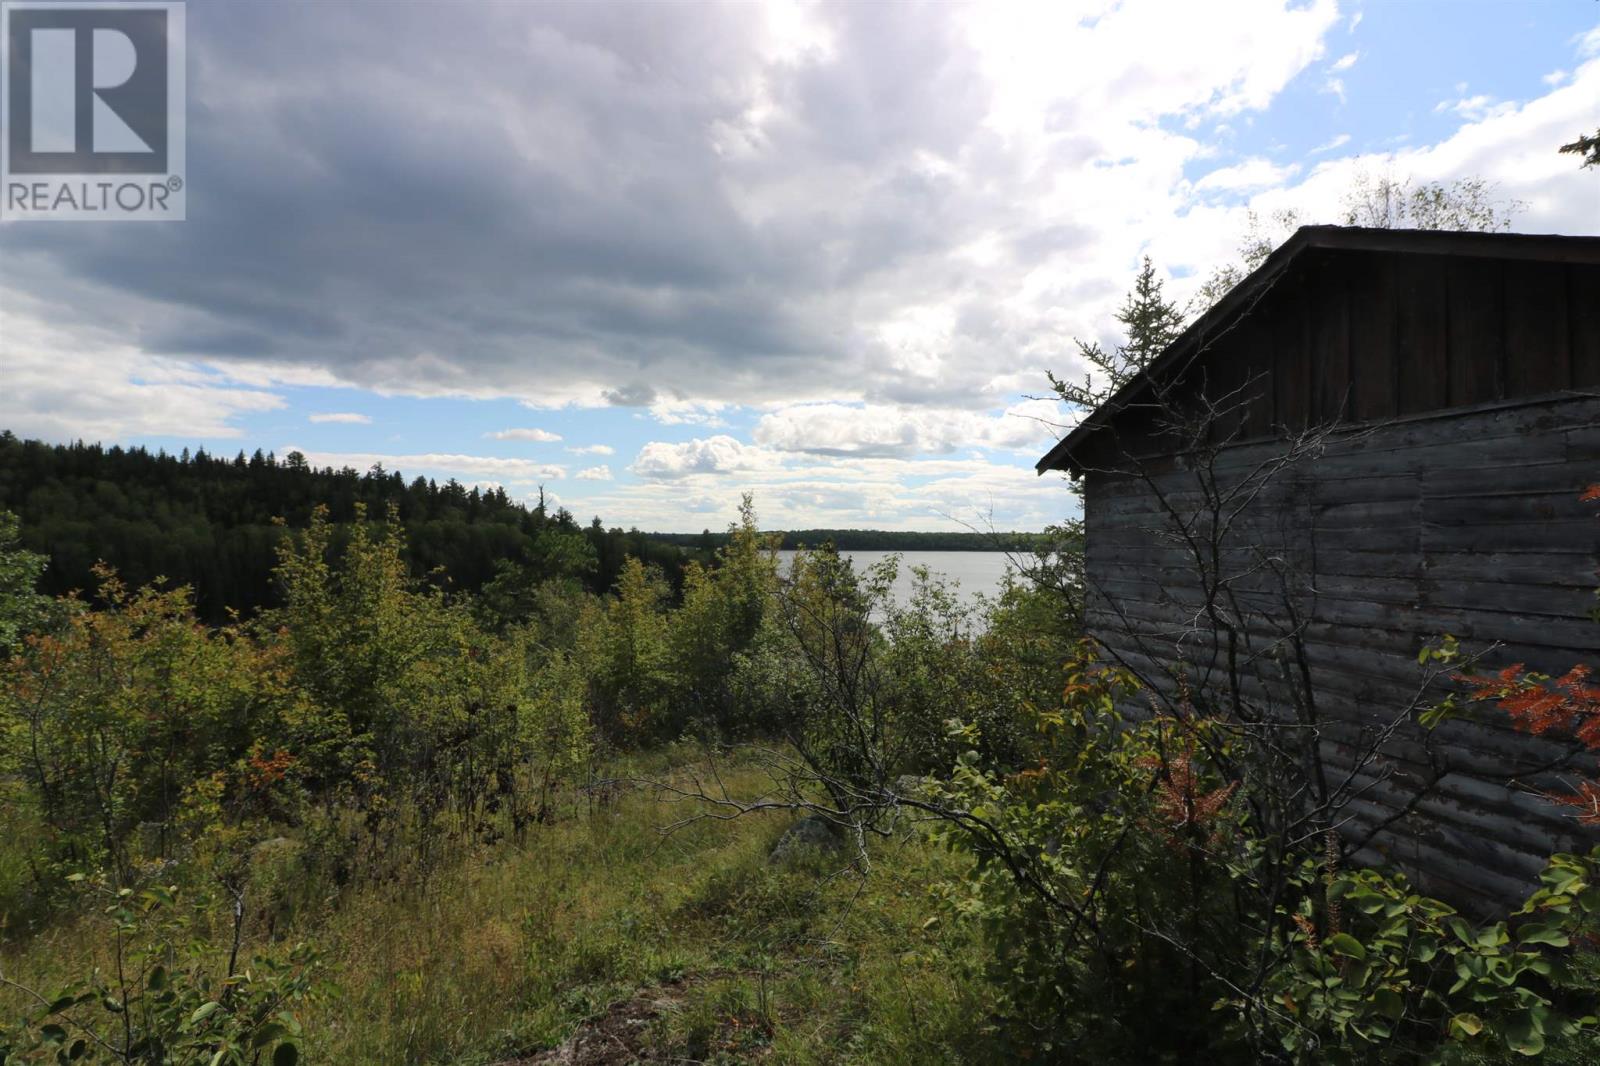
left=1032, top=226, right=1600, bottom=477
left=1034, top=226, right=1318, bottom=476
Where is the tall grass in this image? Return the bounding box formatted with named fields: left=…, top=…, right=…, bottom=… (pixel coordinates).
left=1, top=746, right=991, bottom=1064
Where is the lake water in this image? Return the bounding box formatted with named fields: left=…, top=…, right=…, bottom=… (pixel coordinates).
left=776, top=550, right=1018, bottom=614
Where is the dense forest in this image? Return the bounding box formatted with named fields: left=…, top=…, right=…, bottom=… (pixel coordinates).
left=0, top=432, right=698, bottom=623
left=0, top=433, right=1044, bottom=627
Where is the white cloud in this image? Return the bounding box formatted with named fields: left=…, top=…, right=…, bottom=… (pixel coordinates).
left=1320, top=52, right=1358, bottom=103
left=631, top=436, right=772, bottom=479
left=0, top=292, right=286, bottom=441
left=1, top=0, right=1347, bottom=423
left=281, top=448, right=566, bottom=484
left=1149, top=40, right=1600, bottom=313
left=582, top=32, right=1600, bottom=528
left=647, top=400, right=729, bottom=427
left=486, top=427, right=562, bottom=442
left=583, top=446, right=1076, bottom=532
left=308, top=412, right=371, bottom=424
left=1255, top=49, right=1600, bottom=243
left=575, top=464, right=613, bottom=481
left=1543, top=69, right=1570, bottom=87
left=1434, top=93, right=1514, bottom=123
left=1310, top=133, right=1351, bottom=154
left=567, top=443, right=615, bottom=456
left=1193, top=157, right=1301, bottom=193
left=751, top=399, right=1067, bottom=459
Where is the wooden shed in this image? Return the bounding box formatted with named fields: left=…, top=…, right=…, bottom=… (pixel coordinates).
left=1037, top=226, right=1600, bottom=907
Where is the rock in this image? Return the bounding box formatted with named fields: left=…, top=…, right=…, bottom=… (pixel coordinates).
left=246, top=837, right=305, bottom=934
left=894, top=774, right=929, bottom=800
left=768, top=815, right=845, bottom=865
left=249, top=836, right=301, bottom=871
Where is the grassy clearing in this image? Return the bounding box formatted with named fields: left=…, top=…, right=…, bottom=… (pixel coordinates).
left=1, top=746, right=993, bottom=1064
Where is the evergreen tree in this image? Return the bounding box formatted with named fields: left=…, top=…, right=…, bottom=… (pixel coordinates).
left=0, top=432, right=686, bottom=622
left=1561, top=128, right=1600, bottom=169
left=1049, top=255, right=1184, bottom=416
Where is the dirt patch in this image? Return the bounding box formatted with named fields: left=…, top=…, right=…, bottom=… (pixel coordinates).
left=501, top=975, right=774, bottom=1065
left=507, top=990, right=678, bottom=1065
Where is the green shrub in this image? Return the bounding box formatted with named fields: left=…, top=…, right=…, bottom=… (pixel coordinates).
left=927, top=648, right=1600, bottom=1063
left=0, top=876, right=323, bottom=1065
left=667, top=496, right=780, bottom=737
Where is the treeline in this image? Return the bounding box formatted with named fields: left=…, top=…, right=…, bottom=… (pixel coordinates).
left=0, top=432, right=697, bottom=623
left=651, top=528, right=1052, bottom=552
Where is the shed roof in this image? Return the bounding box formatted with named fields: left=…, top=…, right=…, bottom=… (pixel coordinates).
left=1036, top=226, right=1600, bottom=476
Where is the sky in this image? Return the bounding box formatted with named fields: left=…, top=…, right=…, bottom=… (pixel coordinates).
left=2, top=0, right=1598, bottom=533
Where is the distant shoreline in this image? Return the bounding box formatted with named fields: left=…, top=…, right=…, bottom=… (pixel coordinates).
left=648, top=529, right=1055, bottom=552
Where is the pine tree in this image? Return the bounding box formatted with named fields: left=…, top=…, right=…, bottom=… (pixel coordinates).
left=1115, top=256, right=1186, bottom=371
left=1561, top=129, right=1600, bottom=169
left=1050, top=255, right=1183, bottom=416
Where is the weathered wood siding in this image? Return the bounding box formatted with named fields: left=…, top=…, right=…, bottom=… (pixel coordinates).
left=1069, top=248, right=1600, bottom=473
left=1084, top=395, right=1600, bottom=908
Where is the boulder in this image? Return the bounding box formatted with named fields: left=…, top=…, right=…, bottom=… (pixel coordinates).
left=768, top=815, right=845, bottom=865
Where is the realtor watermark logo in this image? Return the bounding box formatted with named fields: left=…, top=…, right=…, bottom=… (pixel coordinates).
left=1, top=1, right=185, bottom=220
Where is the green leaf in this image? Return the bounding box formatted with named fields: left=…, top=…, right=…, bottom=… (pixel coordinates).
left=1419, top=703, right=1457, bottom=729
left=1505, top=1011, right=1546, bottom=1056
left=1477, top=923, right=1509, bottom=950
left=1449, top=1012, right=1483, bottom=1038
left=251, top=1023, right=289, bottom=1049
left=1517, top=922, right=1570, bottom=947
left=1326, top=933, right=1367, bottom=961
left=272, top=1042, right=299, bottom=1066
left=1373, top=987, right=1405, bottom=1020
left=190, top=1001, right=222, bottom=1024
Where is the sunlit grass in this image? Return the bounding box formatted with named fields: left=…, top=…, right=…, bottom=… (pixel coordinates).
left=1, top=746, right=991, bottom=1064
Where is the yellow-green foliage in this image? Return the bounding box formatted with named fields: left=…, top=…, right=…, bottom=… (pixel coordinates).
left=521, top=648, right=592, bottom=817
left=0, top=510, right=50, bottom=653
left=667, top=495, right=781, bottom=735
left=0, top=567, right=292, bottom=878
left=575, top=557, right=674, bottom=744
left=265, top=504, right=556, bottom=867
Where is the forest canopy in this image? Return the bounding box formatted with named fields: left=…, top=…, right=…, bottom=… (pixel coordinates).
left=0, top=431, right=695, bottom=622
